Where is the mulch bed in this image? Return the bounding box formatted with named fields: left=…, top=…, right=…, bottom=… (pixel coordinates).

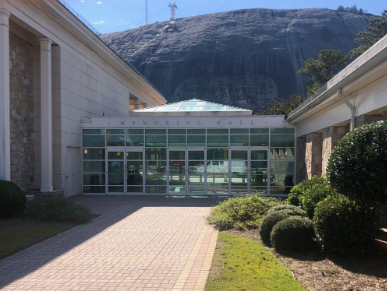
left=225, top=229, right=387, bottom=291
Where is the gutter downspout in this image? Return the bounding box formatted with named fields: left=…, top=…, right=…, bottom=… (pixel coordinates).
left=337, top=88, right=356, bottom=131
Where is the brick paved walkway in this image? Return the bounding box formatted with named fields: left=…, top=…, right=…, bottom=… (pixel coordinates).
left=0, top=196, right=223, bottom=291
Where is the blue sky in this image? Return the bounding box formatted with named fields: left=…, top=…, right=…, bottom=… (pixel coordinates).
left=67, top=0, right=386, bottom=34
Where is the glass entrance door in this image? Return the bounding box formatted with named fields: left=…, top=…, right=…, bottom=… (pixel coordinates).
left=250, top=149, right=269, bottom=195
left=168, top=150, right=186, bottom=195
left=107, top=149, right=144, bottom=194
left=187, top=150, right=206, bottom=195
left=230, top=150, right=249, bottom=195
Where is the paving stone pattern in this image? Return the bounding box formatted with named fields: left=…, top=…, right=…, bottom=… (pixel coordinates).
left=0, top=196, right=222, bottom=291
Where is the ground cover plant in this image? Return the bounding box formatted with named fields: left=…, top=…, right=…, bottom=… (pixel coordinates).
left=205, top=233, right=306, bottom=291
left=207, top=194, right=280, bottom=230
left=0, top=223, right=70, bottom=260
left=24, top=197, right=93, bottom=224
left=0, top=180, right=26, bottom=218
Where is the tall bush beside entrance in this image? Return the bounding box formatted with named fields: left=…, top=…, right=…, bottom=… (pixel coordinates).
left=0, top=180, right=27, bottom=218
left=327, top=120, right=387, bottom=204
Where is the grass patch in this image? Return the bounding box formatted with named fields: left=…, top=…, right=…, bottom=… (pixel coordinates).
left=0, top=224, right=70, bottom=260
left=205, top=233, right=306, bottom=291
left=24, top=197, right=93, bottom=224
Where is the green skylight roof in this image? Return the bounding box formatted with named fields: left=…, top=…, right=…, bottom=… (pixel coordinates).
left=133, top=99, right=250, bottom=113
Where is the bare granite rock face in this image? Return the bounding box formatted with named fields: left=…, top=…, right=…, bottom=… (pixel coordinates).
left=101, top=8, right=372, bottom=112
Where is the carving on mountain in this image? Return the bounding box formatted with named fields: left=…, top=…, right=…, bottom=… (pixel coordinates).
left=101, top=8, right=372, bottom=112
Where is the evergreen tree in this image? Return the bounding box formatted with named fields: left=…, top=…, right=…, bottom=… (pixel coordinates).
left=261, top=95, right=303, bottom=118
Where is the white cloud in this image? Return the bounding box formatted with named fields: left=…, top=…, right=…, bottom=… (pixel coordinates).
left=97, top=1, right=102, bottom=4
left=92, top=20, right=104, bottom=25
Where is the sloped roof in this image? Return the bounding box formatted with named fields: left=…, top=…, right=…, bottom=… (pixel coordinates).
left=132, top=99, right=252, bottom=115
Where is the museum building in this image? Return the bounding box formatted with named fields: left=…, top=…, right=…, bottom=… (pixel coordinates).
left=1, top=0, right=387, bottom=198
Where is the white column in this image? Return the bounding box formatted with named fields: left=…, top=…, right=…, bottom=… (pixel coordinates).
left=39, top=38, right=53, bottom=192
left=0, top=9, right=11, bottom=181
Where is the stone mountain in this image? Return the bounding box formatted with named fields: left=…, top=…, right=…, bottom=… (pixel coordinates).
left=101, top=8, right=373, bottom=112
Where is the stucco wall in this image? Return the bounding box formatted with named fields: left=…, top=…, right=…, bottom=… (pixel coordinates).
left=9, top=32, right=35, bottom=191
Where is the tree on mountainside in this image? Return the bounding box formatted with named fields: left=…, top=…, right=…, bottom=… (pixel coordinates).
left=350, top=10, right=387, bottom=59
left=298, top=49, right=349, bottom=96
left=337, top=5, right=366, bottom=14
left=261, top=94, right=303, bottom=118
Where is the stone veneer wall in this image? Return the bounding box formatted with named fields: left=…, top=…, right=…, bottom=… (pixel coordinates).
left=305, top=132, right=322, bottom=179
left=321, top=126, right=347, bottom=175
left=9, top=32, right=35, bottom=191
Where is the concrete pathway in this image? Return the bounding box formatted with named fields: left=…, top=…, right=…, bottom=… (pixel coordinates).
left=0, top=196, right=223, bottom=291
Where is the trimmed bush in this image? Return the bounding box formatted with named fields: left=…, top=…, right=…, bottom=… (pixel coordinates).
left=0, top=180, right=26, bottom=218
left=270, top=216, right=315, bottom=251
left=267, top=204, right=303, bottom=214
left=259, top=208, right=306, bottom=245
left=24, top=197, right=93, bottom=224
left=207, top=194, right=281, bottom=230
left=286, top=176, right=327, bottom=207
left=314, top=195, right=381, bottom=257
left=327, top=120, right=387, bottom=204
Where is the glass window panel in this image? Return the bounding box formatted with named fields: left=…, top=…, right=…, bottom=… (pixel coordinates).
left=108, top=186, right=124, bottom=193
left=203, top=106, right=226, bottom=111
left=169, top=129, right=186, bottom=134
left=146, top=186, right=167, bottom=194
left=182, top=101, right=203, bottom=106
left=146, top=135, right=166, bottom=147
left=127, top=129, right=143, bottom=135
left=231, top=151, right=248, bottom=160
left=251, top=175, right=268, bottom=187
left=145, top=174, right=167, bottom=185
left=251, top=151, right=268, bottom=160
left=145, top=161, right=167, bottom=173
left=106, top=135, right=125, bottom=146
left=169, top=175, right=185, bottom=185
left=156, top=107, right=179, bottom=111
left=108, top=161, right=124, bottom=172
left=207, top=148, right=228, bottom=160
left=83, top=161, right=105, bottom=172
left=271, top=174, right=295, bottom=187
left=126, top=135, right=144, bottom=146
left=270, top=187, right=291, bottom=195
left=169, top=162, right=185, bottom=174
left=169, top=186, right=185, bottom=194
left=207, top=129, right=228, bottom=134
left=83, top=135, right=105, bottom=147
left=250, top=186, right=268, bottom=194
left=270, top=135, right=295, bottom=147
left=270, top=161, right=295, bottom=173
left=188, top=185, right=205, bottom=194
left=180, top=106, right=202, bottom=111
left=188, top=129, right=205, bottom=134
left=145, top=148, right=166, bottom=160
left=169, top=151, right=185, bottom=160
left=168, top=135, right=186, bottom=147
left=231, top=187, right=248, bottom=194
left=230, top=135, right=248, bottom=146
left=107, top=129, right=125, bottom=135
left=206, top=161, right=228, bottom=173
left=83, top=148, right=105, bottom=160
left=83, top=129, right=105, bottom=135
left=206, top=183, right=229, bottom=194
left=187, top=135, right=205, bottom=146
left=207, top=135, right=228, bottom=147
left=127, top=186, right=144, bottom=193
left=270, top=128, right=295, bottom=135
left=145, top=129, right=166, bottom=135
left=127, top=174, right=143, bottom=186
left=108, top=152, right=124, bottom=160
left=108, top=173, right=124, bottom=185
left=83, top=174, right=105, bottom=185
left=127, top=161, right=143, bottom=173
left=188, top=151, right=204, bottom=160
left=250, top=135, right=269, bottom=146
left=231, top=160, right=247, bottom=175
left=251, top=161, right=268, bottom=172
left=127, top=151, right=143, bottom=160
left=230, top=129, right=249, bottom=134
left=83, top=186, right=105, bottom=194
left=188, top=161, right=204, bottom=175
left=270, top=148, right=295, bottom=160
left=250, top=128, right=269, bottom=134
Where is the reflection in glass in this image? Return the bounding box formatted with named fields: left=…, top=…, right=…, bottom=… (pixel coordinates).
left=270, top=128, right=295, bottom=135
left=145, top=148, right=166, bottom=160
left=250, top=128, right=269, bottom=134
left=169, top=186, right=185, bottom=194
left=270, top=161, right=295, bottom=174
left=250, top=135, right=269, bottom=146
left=83, top=135, right=105, bottom=147
left=83, top=148, right=105, bottom=160
left=83, top=129, right=105, bottom=135
left=168, top=135, right=186, bottom=147
left=169, top=151, right=185, bottom=160
left=270, top=135, right=295, bottom=147
left=270, top=148, right=294, bottom=160
left=207, top=148, right=228, bottom=160
left=83, top=174, right=105, bottom=185
left=145, top=186, right=166, bottom=194
left=207, top=135, right=228, bottom=147
left=188, top=151, right=204, bottom=160
left=145, top=135, right=166, bottom=147
left=107, top=135, right=125, bottom=146
left=251, top=150, right=268, bottom=160
left=108, top=152, right=124, bottom=160
left=127, top=152, right=143, bottom=160
left=126, top=135, right=144, bottom=146
left=207, top=161, right=228, bottom=174
left=230, top=135, right=248, bottom=146
left=107, top=129, right=125, bottom=135
left=127, top=186, right=143, bottom=193
left=108, top=186, right=124, bottom=193
left=83, top=186, right=105, bottom=193
left=187, top=135, right=205, bottom=146
left=83, top=161, right=105, bottom=172
left=231, top=151, right=248, bottom=160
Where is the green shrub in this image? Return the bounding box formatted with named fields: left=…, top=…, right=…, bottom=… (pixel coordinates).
left=259, top=208, right=306, bottom=245
left=207, top=194, right=281, bottom=230
left=267, top=204, right=303, bottom=214
left=271, top=216, right=315, bottom=251
left=0, top=180, right=26, bottom=218
left=327, top=121, right=387, bottom=204
left=24, top=197, right=93, bottom=224
left=286, top=176, right=326, bottom=207
left=314, top=195, right=381, bottom=257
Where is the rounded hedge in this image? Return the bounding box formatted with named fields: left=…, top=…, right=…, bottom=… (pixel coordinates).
left=0, top=180, right=26, bottom=218
left=267, top=204, right=303, bottom=214
left=259, top=208, right=306, bottom=245
left=286, top=176, right=327, bottom=207
left=270, top=216, right=315, bottom=251
left=327, top=120, right=387, bottom=204
left=314, top=195, right=381, bottom=257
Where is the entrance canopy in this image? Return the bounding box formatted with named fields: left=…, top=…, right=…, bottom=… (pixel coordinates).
left=132, top=99, right=252, bottom=116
